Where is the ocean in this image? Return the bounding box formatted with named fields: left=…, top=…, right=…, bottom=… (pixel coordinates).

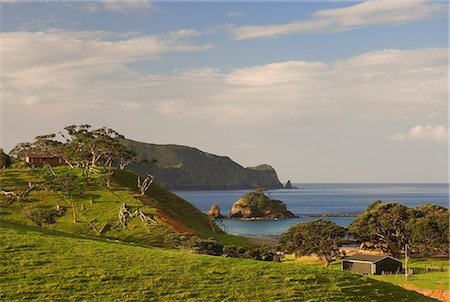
left=174, top=183, right=449, bottom=237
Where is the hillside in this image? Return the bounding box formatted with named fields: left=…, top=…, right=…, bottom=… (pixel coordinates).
left=0, top=167, right=247, bottom=247
left=0, top=222, right=435, bottom=302
left=122, top=139, right=283, bottom=190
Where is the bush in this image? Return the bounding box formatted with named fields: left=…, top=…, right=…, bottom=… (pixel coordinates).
left=185, top=236, right=224, bottom=256
left=222, top=245, right=247, bottom=258
left=23, top=205, right=66, bottom=227
left=244, top=245, right=279, bottom=262
left=163, top=233, right=188, bottom=248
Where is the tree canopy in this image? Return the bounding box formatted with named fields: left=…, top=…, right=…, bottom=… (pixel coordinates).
left=348, top=200, right=449, bottom=257
left=279, top=220, right=345, bottom=267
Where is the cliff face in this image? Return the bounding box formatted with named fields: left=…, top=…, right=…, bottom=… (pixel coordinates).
left=122, top=139, right=283, bottom=190
left=228, top=191, right=297, bottom=219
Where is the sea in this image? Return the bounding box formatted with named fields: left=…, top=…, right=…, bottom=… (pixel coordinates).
left=174, top=183, right=449, bottom=237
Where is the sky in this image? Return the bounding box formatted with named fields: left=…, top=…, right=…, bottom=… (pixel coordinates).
left=0, top=0, right=448, bottom=183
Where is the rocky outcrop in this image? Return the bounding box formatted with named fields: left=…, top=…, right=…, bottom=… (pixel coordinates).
left=284, top=180, right=293, bottom=189
left=284, top=180, right=299, bottom=189
left=122, top=139, right=283, bottom=190
left=228, top=190, right=297, bottom=219
left=207, top=204, right=222, bottom=219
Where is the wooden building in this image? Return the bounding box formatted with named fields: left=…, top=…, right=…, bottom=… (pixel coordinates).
left=25, top=153, right=65, bottom=168
left=342, top=254, right=402, bottom=275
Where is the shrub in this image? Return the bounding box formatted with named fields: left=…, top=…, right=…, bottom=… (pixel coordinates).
left=185, top=236, right=224, bottom=256
left=222, top=245, right=247, bottom=258
left=23, top=205, right=66, bottom=227
left=244, top=245, right=278, bottom=262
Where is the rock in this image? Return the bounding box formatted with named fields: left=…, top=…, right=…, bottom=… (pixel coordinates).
left=284, top=180, right=299, bottom=189
left=207, top=204, right=223, bottom=219
left=228, top=189, right=297, bottom=219
left=284, top=180, right=293, bottom=189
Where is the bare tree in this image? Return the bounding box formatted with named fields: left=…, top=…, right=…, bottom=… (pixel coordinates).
left=137, top=174, right=154, bottom=195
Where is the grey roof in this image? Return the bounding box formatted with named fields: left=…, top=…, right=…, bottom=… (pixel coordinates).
left=343, top=253, right=401, bottom=263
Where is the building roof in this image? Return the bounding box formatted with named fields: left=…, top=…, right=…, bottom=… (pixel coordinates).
left=343, top=253, right=401, bottom=263
left=25, top=152, right=62, bottom=158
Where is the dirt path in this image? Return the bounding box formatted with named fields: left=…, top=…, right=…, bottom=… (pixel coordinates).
left=155, top=210, right=192, bottom=234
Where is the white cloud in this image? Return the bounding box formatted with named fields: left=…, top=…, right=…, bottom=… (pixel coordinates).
left=100, top=1, right=151, bottom=13
left=230, top=0, right=446, bottom=40
left=387, top=125, right=448, bottom=143
left=1, top=1, right=154, bottom=14
left=1, top=28, right=447, bottom=130
left=1, top=29, right=212, bottom=108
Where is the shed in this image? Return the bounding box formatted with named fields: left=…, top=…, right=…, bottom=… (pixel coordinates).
left=342, top=254, right=402, bottom=275
left=25, top=153, right=65, bottom=168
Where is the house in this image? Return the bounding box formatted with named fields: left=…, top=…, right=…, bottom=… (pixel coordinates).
left=25, top=153, right=65, bottom=168
left=342, top=253, right=402, bottom=275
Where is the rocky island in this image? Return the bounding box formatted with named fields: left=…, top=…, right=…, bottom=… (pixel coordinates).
left=228, top=189, right=297, bottom=219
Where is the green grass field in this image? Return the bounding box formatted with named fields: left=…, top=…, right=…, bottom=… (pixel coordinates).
left=0, top=167, right=442, bottom=301
left=0, top=221, right=437, bottom=301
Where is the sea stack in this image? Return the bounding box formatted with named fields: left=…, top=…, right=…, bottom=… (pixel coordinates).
left=228, top=188, right=297, bottom=219
left=207, top=204, right=223, bottom=219
left=284, top=180, right=293, bottom=189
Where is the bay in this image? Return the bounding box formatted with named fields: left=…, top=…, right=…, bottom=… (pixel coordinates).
left=174, top=183, right=449, bottom=237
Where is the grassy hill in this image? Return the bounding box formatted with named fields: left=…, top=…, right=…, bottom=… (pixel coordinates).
left=0, top=221, right=436, bottom=302
left=0, top=167, right=247, bottom=247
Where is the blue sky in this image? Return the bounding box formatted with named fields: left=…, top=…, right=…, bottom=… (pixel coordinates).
left=1, top=1, right=448, bottom=182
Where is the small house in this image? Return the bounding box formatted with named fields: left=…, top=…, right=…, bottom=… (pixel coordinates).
left=342, top=254, right=402, bottom=275
left=25, top=153, right=65, bottom=168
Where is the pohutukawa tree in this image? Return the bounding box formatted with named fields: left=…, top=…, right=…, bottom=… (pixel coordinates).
left=279, top=220, right=346, bottom=267
left=349, top=201, right=449, bottom=257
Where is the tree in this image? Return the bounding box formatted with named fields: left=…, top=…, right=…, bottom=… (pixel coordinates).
left=406, top=204, right=449, bottom=256
left=49, top=172, right=84, bottom=223
left=0, top=149, right=11, bottom=168
left=279, top=220, right=345, bottom=267
left=348, top=201, right=415, bottom=258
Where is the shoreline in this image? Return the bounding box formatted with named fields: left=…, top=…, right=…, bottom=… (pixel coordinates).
left=221, top=213, right=359, bottom=221
left=243, top=235, right=279, bottom=246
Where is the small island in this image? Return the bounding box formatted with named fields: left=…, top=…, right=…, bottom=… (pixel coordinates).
left=228, top=188, right=297, bottom=219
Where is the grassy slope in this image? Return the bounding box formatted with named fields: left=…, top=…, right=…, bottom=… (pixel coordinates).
left=0, top=221, right=436, bottom=302
left=0, top=168, right=247, bottom=247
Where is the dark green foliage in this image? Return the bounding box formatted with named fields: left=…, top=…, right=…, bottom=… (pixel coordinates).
left=349, top=201, right=449, bottom=257
left=185, top=236, right=224, bottom=256
left=0, top=148, right=11, bottom=168
left=222, top=245, right=247, bottom=258
left=23, top=205, right=66, bottom=226
left=243, top=245, right=279, bottom=262
left=279, top=220, right=346, bottom=266
left=122, top=139, right=283, bottom=190
left=406, top=204, right=449, bottom=256
left=229, top=190, right=296, bottom=219
left=348, top=201, right=413, bottom=258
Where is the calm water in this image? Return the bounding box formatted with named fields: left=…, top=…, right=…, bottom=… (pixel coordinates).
left=174, top=183, right=449, bottom=237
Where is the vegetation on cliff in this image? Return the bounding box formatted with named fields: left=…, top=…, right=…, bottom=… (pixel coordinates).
left=122, top=139, right=283, bottom=190
left=228, top=189, right=297, bottom=219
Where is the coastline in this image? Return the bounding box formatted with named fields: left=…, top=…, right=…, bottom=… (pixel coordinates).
left=244, top=235, right=279, bottom=246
